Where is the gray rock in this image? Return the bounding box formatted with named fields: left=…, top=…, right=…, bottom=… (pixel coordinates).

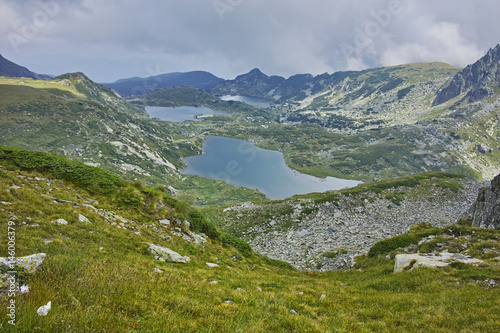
left=0, top=253, right=46, bottom=273
left=394, top=253, right=483, bottom=272
left=181, top=220, right=190, bottom=233
left=144, top=243, right=190, bottom=264
left=477, top=144, right=493, bottom=154
left=159, top=219, right=171, bottom=227
left=78, top=214, right=91, bottom=223
left=206, top=262, right=219, bottom=268
left=53, top=218, right=68, bottom=225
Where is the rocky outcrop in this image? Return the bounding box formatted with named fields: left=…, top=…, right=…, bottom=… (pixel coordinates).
left=468, top=173, right=500, bottom=230
left=0, top=253, right=47, bottom=273
left=394, top=253, right=483, bottom=273
left=144, top=243, right=191, bottom=264
left=434, top=44, right=500, bottom=105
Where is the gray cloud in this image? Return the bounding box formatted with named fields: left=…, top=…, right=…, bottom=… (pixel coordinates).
left=0, top=0, right=498, bottom=82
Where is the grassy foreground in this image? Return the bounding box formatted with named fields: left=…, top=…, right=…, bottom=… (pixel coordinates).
left=0, top=149, right=499, bottom=332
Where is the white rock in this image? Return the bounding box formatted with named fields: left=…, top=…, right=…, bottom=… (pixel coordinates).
left=209, top=281, right=218, bottom=285
left=159, top=219, right=171, bottom=227
left=206, top=262, right=219, bottom=268
left=154, top=268, right=163, bottom=273
left=256, top=287, right=262, bottom=292
left=394, top=253, right=484, bottom=273
left=37, top=301, right=51, bottom=316
left=236, top=288, right=246, bottom=292
left=55, top=218, right=68, bottom=225
left=145, top=243, right=190, bottom=264
left=320, top=294, right=326, bottom=299
left=20, top=285, right=29, bottom=294
left=78, top=214, right=91, bottom=223
left=290, top=309, right=298, bottom=315
left=0, top=253, right=46, bottom=273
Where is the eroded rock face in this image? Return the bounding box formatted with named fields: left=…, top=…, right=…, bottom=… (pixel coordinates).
left=434, top=44, right=500, bottom=105
left=468, top=173, right=500, bottom=230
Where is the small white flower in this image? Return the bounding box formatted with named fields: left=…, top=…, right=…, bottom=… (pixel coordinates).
left=37, top=301, right=51, bottom=316
left=20, top=285, right=29, bottom=294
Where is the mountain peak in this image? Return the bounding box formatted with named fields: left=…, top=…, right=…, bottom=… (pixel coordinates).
left=0, top=54, right=48, bottom=80
left=235, top=68, right=268, bottom=81
left=434, top=44, right=500, bottom=105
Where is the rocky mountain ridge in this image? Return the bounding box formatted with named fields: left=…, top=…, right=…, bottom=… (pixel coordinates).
left=434, top=44, right=500, bottom=106
left=0, top=54, right=50, bottom=80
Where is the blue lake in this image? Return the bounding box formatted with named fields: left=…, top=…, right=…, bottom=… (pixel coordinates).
left=182, top=136, right=362, bottom=200
left=220, top=95, right=273, bottom=108
left=145, top=106, right=229, bottom=122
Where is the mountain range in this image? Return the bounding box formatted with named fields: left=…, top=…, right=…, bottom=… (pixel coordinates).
left=0, top=53, right=51, bottom=80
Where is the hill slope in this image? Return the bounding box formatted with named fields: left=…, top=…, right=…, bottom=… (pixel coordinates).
left=0, top=149, right=499, bottom=332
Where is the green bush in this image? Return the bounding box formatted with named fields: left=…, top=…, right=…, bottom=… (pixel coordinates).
left=258, top=255, right=296, bottom=270
left=220, top=232, right=253, bottom=257
left=0, top=145, right=124, bottom=194
left=368, top=226, right=443, bottom=257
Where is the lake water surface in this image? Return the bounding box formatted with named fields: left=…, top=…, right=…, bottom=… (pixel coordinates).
left=145, top=106, right=228, bottom=122
left=182, top=136, right=362, bottom=200
left=220, top=95, right=272, bottom=108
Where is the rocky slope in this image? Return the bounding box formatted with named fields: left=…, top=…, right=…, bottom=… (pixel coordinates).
left=206, top=174, right=486, bottom=270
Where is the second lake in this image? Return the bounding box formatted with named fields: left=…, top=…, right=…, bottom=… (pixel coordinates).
left=182, top=136, right=362, bottom=200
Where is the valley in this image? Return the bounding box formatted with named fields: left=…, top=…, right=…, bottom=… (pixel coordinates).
left=0, top=44, right=500, bottom=331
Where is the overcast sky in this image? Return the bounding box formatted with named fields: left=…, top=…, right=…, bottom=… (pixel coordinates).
left=1, top=0, right=499, bottom=82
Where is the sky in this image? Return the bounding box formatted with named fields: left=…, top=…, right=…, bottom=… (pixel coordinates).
left=0, top=0, right=499, bottom=82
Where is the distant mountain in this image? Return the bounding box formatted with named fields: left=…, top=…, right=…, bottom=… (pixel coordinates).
left=0, top=53, right=50, bottom=80
left=103, top=71, right=225, bottom=97
left=211, top=68, right=286, bottom=98
left=434, top=44, right=500, bottom=106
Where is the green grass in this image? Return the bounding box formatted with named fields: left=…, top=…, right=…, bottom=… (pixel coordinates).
left=0, top=158, right=499, bottom=332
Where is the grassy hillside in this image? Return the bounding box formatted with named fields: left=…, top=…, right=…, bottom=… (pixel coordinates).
left=0, top=149, right=499, bottom=332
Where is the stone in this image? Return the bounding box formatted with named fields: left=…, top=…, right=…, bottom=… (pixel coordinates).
left=159, top=219, right=171, bottom=227
left=209, top=281, right=218, bottom=285
left=78, top=214, right=91, bottom=223
left=54, top=218, right=68, bottom=225
left=144, top=243, right=190, bottom=264
left=206, top=262, right=219, bottom=268
left=0, top=253, right=46, bottom=273
left=320, top=294, right=326, bottom=300
left=477, top=144, right=493, bottom=154
left=181, top=220, right=190, bottom=233
left=153, top=268, right=163, bottom=273
left=394, top=253, right=483, bottom=273
left=37, top=301, right=51, bottom=316
left=290, top=309, right=298, bottom=315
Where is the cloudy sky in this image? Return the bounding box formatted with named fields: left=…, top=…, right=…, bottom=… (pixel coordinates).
left=1, top=0, right=499, bottom=82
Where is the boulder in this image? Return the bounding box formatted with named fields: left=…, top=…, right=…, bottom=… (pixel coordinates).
left=78, top=214, right=91, bottom=223
left=144, top=243, right=190, bottom=264
left=394, top=252, right=483, bottom=273
left=0, top=253, right=47, bottom=273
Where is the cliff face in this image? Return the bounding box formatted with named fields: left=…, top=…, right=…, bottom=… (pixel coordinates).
left=469, top=173, right=500, bottom=230
left=434, top=44, right=500, bottom=105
